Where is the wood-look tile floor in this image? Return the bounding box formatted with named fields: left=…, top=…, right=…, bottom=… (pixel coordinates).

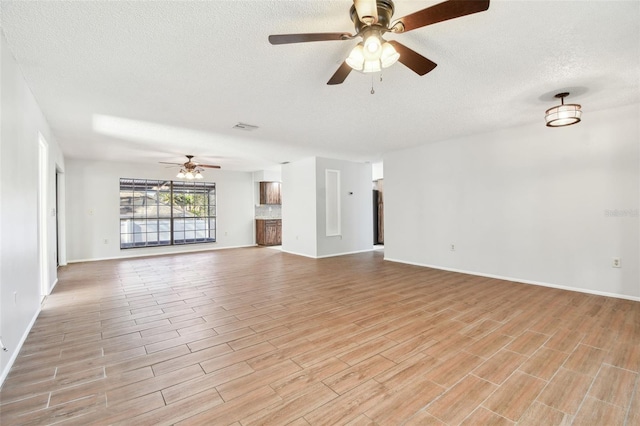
left=1, top=248, right=639, bottom=425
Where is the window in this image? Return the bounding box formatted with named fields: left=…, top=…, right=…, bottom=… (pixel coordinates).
left=119, top=179, right=216, bottom=249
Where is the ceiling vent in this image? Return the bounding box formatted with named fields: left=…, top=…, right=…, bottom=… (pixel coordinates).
left=233, top=122, right=259, bottom=131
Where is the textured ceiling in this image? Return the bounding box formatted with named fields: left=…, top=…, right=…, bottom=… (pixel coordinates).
left=2, top=1, right=639, bottom=172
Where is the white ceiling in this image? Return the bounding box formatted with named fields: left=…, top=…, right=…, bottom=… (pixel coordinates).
left=2, top=1, right=639, bottom=172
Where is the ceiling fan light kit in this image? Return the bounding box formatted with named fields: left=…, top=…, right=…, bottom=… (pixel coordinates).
left=545, top=92, right=582, bottom=127
left=177, top=169, right=203, bottom=180
left=346, top=37, right=400, bottom=72
left=159, top=155, right=220, bottom=180
left=268, top=0, right=490, bottom=85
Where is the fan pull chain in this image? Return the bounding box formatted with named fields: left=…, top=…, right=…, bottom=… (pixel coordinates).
left=369, top=72, right=384, bottom=94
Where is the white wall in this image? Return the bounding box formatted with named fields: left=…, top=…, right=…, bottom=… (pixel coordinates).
left=1, top=32, right=65, bottom=383
left=252, top=169, right=282, bottom=183
left=281, top=157, right=373, bottom=258
left=65, top=159, right=255, bottom=262
left=372, top=162, right=383, bottom=181
left=315, top=157, right=373, bottom=258
left=385, top=103, right=640, bottom=300
left=281, top=157, right=317, bottom=257
left=252, top=169, right=282, bottom=206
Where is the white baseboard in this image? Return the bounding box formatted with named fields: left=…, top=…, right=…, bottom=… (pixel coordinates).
left=384, top=257, right=640, bottom=302
left=67, top=244, right=257, bottom=264
left=0, top=305, right=42, bottom=387
left=280, top=249, right=317, bottom=259
left=49, top=278, right=59, bottom=295
left=316, top=248, right=375, bottom=259
left=281, top=248, right=374, bottom=259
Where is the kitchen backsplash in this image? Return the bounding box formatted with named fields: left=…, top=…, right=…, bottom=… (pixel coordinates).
left=255, top=204, right=282, bottom=219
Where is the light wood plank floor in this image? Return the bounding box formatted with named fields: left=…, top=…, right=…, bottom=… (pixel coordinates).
left=1, top=248, right=639, bottom=425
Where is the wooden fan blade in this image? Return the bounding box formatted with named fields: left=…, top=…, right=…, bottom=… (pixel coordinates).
left=159, top=161, right=183, bottom=166
left=395, top=0, right=489, bottom=33
left=269, top=33, right=352, bottom=45
left=388, top=41, right=437, bottom=76
left=198, top=164, right=221, bottom=169
left=354, top=0, right=378, bottom=24
left=327, top=61, right=353, bottom=85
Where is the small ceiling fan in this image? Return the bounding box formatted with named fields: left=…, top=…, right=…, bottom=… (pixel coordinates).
left=268, top=0, right=490, bottom=85
left=159, top=155, right=220, bottom=179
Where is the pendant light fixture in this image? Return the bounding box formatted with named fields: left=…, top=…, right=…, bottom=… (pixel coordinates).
left=545, top=92, right=582, bottom=127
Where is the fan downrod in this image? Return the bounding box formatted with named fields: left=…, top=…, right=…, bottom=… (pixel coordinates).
left=350, top=0, right=395, bottom=32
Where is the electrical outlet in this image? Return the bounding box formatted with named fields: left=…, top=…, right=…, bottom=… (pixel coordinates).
left=612, top=258, right=621, bottom=268
left=103, top=239, right=109, bottom=244
left=450, top=244, right=455, bottom=251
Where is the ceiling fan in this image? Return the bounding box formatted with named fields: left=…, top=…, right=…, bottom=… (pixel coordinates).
left=159, top=155, right=220, bottom=179
left=268, top=0, right=490, bottom=85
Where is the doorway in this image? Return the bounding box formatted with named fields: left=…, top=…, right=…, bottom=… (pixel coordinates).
left=373, top=179, right=384, bottom=245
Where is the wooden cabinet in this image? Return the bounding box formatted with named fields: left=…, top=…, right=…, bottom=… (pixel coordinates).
left=256, top=219, right=282, bottom=246
left=259, top=182, right=281, bottom=205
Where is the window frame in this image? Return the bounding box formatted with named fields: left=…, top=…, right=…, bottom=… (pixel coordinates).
left=119, top=178, right=216, bottom=249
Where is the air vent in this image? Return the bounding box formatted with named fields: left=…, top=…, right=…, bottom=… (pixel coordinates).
left=233, top=122, right=259, bottom=131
